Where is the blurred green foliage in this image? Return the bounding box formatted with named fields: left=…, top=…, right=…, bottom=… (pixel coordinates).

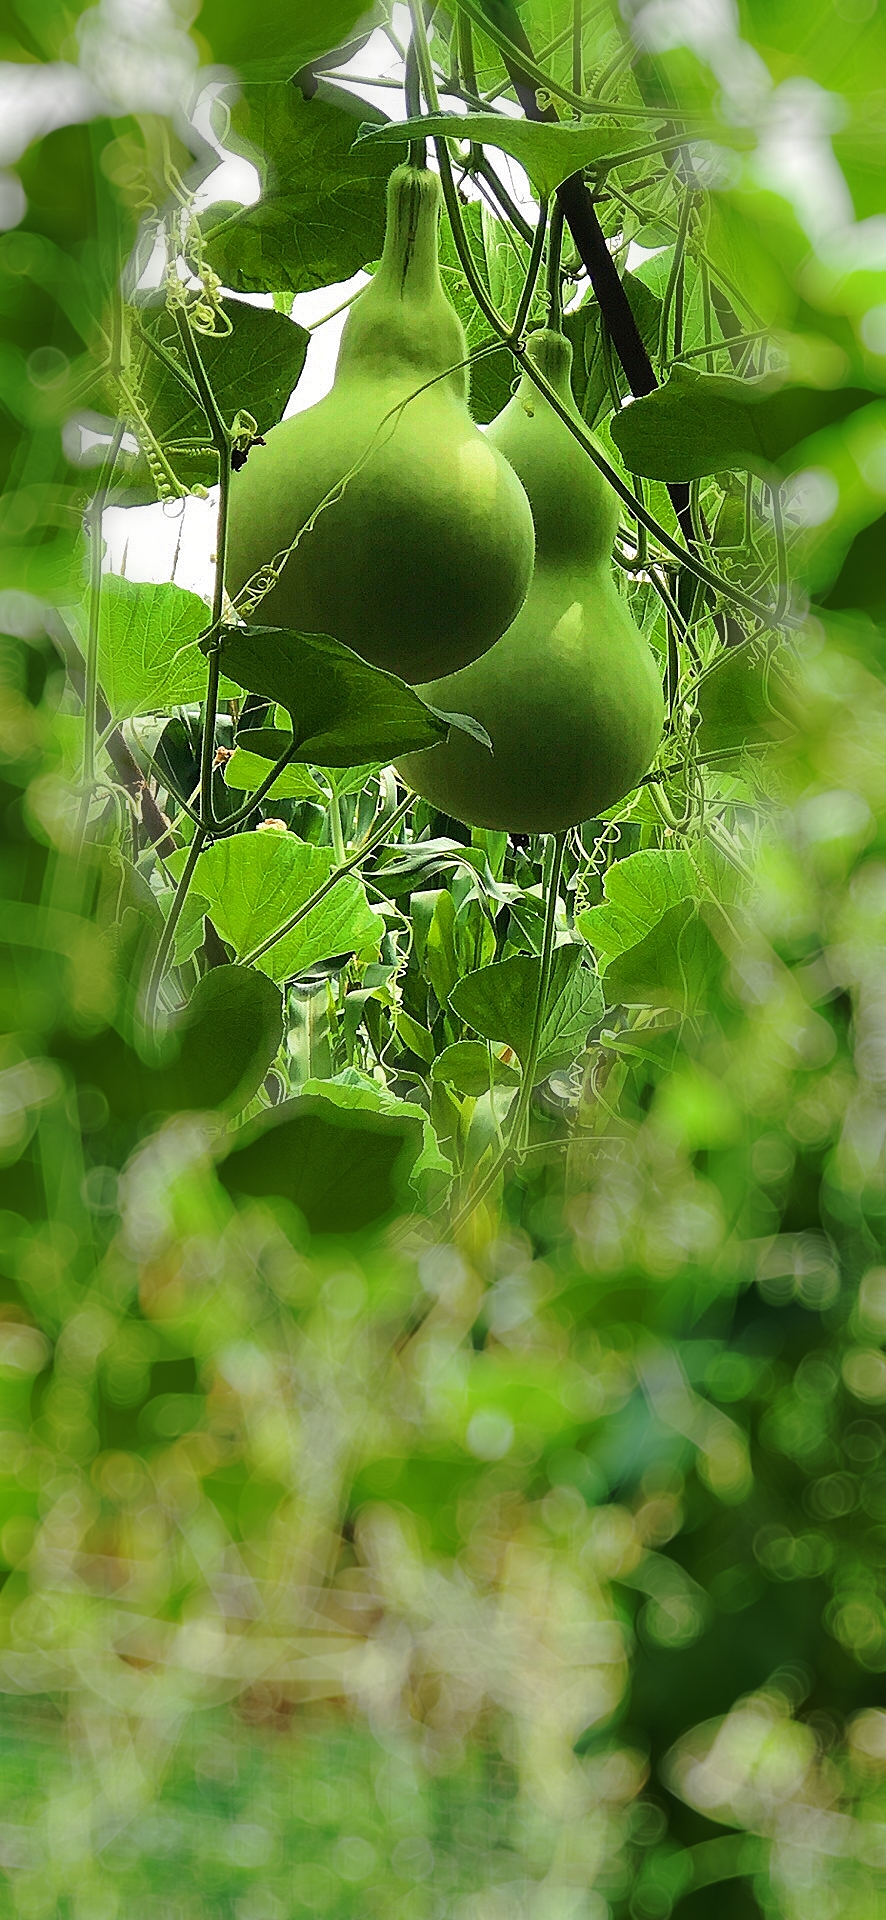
left=3, top=3, right=886, bottom=1919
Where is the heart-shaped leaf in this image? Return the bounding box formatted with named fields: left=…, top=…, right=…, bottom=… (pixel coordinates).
left=610, top=365, right=872, bottom=482
left=50, top=966, right=283, bottom=1122
left=450, top=948, right=602, bottom=1084
left=431, top=1041, right=520, bottom=1098
left=355, top=115, right=692, bottom=202
left=217, top=625, right=489, bottom=767
left=201, top=82, right=403, bottom=297
left=217, top=1093, right=423, bottom=1233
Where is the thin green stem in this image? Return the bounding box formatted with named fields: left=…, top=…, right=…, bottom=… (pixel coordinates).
left=146, top=824, right=207, bottom=1027
left=78, top=419, right=127, bottom=843
left=512, top=197, right=548, bottom=339
left=771, top=480, right=789, bottom=625
left=220, top=742, right=299, bottom=832
left=700, top=256, right=714, bottom=371
left=547, top=198, right=565, bottom=330
left=594, top=36, right=635, bottom=98
left=404, top=19, right=426, bottom=166
left=658, top=181, right=695, bottom=366
left=448, top=831, right=566, bottom=1232
left=457, top=7, right=477, bottom=90
left=240, top=793, right=412, bottom=969
left=572, top=0, right=583, bottom=96
left=470, top=153, right=534, bottom=244
left=330, top=791, right=347, bottom=864
left=410, top=0, right=441, bottom=111
left=454, top=0, right=703, bottom=120
left=134, top=321, right=202, bottom=406
left=648, top=565, right=703, bottom=670
left=173, top=309, right=232, bottom=832
left=513, top=831, right=566, bottom=1150
left=668, top=328, right=767, bottom=368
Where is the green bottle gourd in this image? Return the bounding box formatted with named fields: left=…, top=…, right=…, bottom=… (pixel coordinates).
left=226, top=165, right=535, bottom=684
left=397, top=329, right=665, bottom=831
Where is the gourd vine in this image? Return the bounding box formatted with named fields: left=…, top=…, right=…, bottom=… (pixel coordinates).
left=11, top=5, right=878, bottom=1900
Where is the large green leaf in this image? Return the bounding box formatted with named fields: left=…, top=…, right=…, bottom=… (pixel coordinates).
left=578, top=850, right=698, bottom=971
left=355, top=115, right=685, bottom=202
left=50, top=966, right=283, bottom=1122
left=170, top=965, right=284, bottom=1112
left=217, top=625, right=488, bottom=766
left=216, top=1093, right=423, bottom=1233
left=223, top=749, right=323, bottom=800
left=822, top=512, right=886, bottom=623
left=602, top=900, right=722, bottom=1011
left=188, top=832, right=384, bottom=983
left=68, top=577, right=211, bottom=718
left=301, top=1071, right=451, bottom=1209
left=193, top=0, right=373, bottom=83
left=135, top=300, right=309, bottom=492
left=694, top=646, right=796, bottom=761
left=202, top=84, right=403, bottom=297
left=609, top=365, right=872, bottom=482
left=431, top=1041, right=520, bottom=1098
left=450, top=947, right=603, bottom=1084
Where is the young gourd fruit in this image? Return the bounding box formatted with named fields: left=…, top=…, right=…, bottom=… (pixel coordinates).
left=226, top=165, right=535, bottom=684
left=397, top=329, right=665, bottom=831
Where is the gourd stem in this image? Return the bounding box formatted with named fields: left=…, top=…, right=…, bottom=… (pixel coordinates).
left=449, top=832, right=567, bottom=1235
left=511, top=197, right=548, bottom=340
left=771, top=481, right=789, bottom=625
left=408, top=0, right=441, bottom=112
left=240, top=793, right=412, bottom=969
left=547, top=199, right=565, bottom=332
left=173, top=310, right=232, bottom=833
left=658, top=182, right=695, bottom=365
left=218, top=741, right=299, bottom=833
left=79, top=418, right=126, bottom=843
left=457, top=9, right=478, bottom=93
left=403, top=28, right=426, bottom=167
left=511, top=830, right=567, bottom=1153
left=471, top=154, right=534, bottom=246
left=145, top=823, right=208, bottom=1030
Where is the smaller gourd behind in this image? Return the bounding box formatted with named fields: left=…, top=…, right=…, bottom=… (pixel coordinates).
left=225, top=164, right=535, bottom=684
left=397, top=329, right=665, bottom=832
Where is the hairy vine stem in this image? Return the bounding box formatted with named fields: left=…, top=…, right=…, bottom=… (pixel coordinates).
left=146, top=824, right=208, bottom=1027
left=448, top=830, right=567, bottom=1232
left=512, top=196, right=549, bottom=338
left=173, top=309, right=232, bottom=832
left=77, top=419, right=127, bottom=846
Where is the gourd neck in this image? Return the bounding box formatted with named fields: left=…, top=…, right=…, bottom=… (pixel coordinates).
left=519, top=328, right=577, bottom=413
left=335, top=165, right=467, bottom=399
left=493, top=328, right=619, bottom=566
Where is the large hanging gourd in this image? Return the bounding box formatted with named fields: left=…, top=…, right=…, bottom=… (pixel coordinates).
left=226, top=165, right=535, bottom=684
left=397, top=329, right=665, bottom=831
